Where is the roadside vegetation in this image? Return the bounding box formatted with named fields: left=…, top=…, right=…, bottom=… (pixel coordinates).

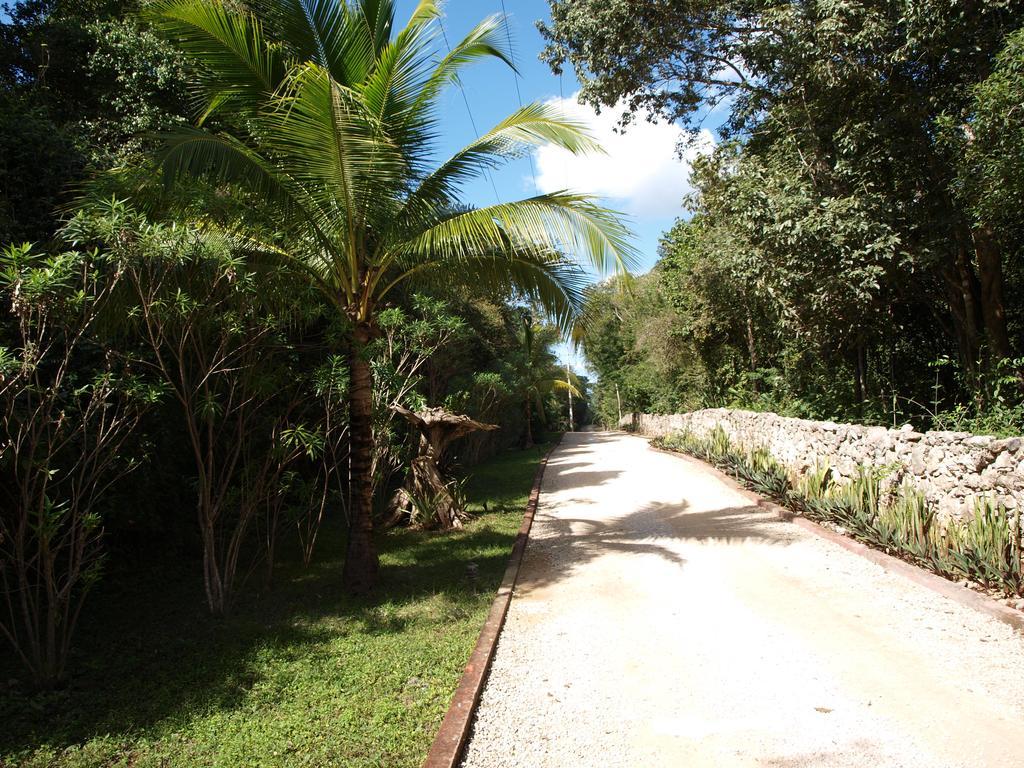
left=6, top=0, right=1024, bottom=762
left=543, top=1, right=1024, bottom=434
left=0, top=443, right=553, bottom=768
left=0, top=0, right=617, bottom=696
left=656, top=429, right=1023, bottom=600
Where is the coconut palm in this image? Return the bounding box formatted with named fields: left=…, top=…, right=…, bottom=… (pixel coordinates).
left=514, top=317, right=581, bottom=447
left=148, top=0, right=635, bottom=593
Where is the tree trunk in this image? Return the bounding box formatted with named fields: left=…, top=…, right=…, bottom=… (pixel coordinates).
left=944, top=242, right=983, bottom=388
left=974, top=225, right=1013, bottom=363
left=524, top=397, right=534, bottom=448
left=853, top=338, right=867, bottom=415
left=405, top=453, right=465, bottom=529
left=745, top=308, right=759, bottom=394
left=201, top=520, right=225, bottom=615
left=342, top=323, right=379, bottom=594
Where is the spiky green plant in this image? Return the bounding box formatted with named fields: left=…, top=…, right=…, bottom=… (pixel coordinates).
left=876, top=484, right=934, bottom=559
left=941, top=498, right=1022, bottom=594
left=803, top=466, right=884, bottom=543
left=147, top=0, right=636, bottom=592
left=790, top=462, right=833, bottom=512
left=707, top=425, right=732, bottom=462
left=744, top=446, right=791, bottom=499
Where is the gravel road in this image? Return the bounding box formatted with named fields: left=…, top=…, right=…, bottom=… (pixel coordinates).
left=460, top=431, right=1024, bottom=768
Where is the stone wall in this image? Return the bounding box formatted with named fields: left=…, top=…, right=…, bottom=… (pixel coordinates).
left=622, top=409, right=1024, bottom=519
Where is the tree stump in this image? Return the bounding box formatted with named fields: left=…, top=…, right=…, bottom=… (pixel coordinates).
left=387, top=406, right=498, bottom=529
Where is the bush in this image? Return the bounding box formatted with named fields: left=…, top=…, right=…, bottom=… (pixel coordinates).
left=939, top=499, right=1023, bottom=594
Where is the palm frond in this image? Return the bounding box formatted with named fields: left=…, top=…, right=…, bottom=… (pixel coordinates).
left=250, top=0, right=353, bottom=79
left=398, top=193, right=638, bottom=276
left=382, top=248, right=590, bottom=334
left=416, top=14, right=515, bottom=107
left=155, top=126, right=339, bottom=261
left=224, top=231, right=341, bottom=304
left=354, top=0, right=397, bottom=60
left=356, top=15, right=439, bottom=162
left=550, top=378, right=582, bottom=397
left=406, top=0, right=441, bottom=27
left=395, top=104, right=605, bottom=235
left=157, top=127, right=286, bottom=205
left=147, top=0, right=286, bottom=122
left=263, top=63, right=406, bottom=236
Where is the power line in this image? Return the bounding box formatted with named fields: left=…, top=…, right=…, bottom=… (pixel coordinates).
left=559, top=69, right=570, bottom=191
left=439, top=18, right=502, bottom=205
left=498, top=0, right=538, bottom=191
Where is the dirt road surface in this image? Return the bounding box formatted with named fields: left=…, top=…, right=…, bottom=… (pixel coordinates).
left=460, top=431, right=1024, bottom=768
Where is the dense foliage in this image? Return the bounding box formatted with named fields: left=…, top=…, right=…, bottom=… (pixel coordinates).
left=545, top=0, right=1024, bottom=432
left=0, top=0, right=610, bottom=688
left=145, top=0, right=631, bottom=595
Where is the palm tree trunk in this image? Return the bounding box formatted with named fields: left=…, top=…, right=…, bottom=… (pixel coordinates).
left=343, top=323, right=379, bottom=594
left=524, top=397, right=534, bottom=448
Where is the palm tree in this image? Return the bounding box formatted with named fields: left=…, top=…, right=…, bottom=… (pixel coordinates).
left=148, top=0, right=634, bottom=593
left=514, top=317, right=580, bottom=447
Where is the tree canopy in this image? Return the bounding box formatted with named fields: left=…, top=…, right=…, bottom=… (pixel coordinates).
left=547, top=0, right=1024, bottom=430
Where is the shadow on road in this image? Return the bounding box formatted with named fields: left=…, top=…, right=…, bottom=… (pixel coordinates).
left=518, top=433, right=796, bottom=592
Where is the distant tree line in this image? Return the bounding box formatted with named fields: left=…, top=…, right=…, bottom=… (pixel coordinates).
left=543, top=0, right=1024, bottom=433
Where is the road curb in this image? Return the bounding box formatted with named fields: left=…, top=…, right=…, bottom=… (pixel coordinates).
left=646, top=441, right=1024, bottom=634
left=422, top=437, right=562, bottom=768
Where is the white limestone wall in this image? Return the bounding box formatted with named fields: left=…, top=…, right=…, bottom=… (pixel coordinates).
left=623, top=409, right=1024, bottom=519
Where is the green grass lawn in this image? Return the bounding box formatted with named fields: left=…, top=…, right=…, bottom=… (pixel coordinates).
left=0, top=443, right=552, bottom=768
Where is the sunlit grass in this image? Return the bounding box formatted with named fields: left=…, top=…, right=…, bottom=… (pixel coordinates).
left=0, top=443, right=553, bottom=768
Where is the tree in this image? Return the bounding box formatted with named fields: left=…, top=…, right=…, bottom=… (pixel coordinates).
left=368, top=295, right=464, bottom=515
left=149, top=0, right=634, bottom=593
left=0, top=0, right=191, bottom=242
left=960, top=27, right=1024, bottom=240
left=542, top=0, right=1024, bottom=384
left=950, top=26, right=1024, bottom=373
left=511, top=317, right=579, bottom=447
left=105, top=203, right=325, bottom=615
left=56, top=198, right=339, bottom=615
left=579, top=268, right=716, bottom=424
left=388, top=405, right=496, bottom=529
left=0, top=236, right=157, bottom=686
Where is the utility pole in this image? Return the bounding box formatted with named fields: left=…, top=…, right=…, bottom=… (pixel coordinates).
left=566, top=363, right=575, bottom=432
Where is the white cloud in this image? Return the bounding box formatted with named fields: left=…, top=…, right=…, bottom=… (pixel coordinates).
left=533, top=92, right=715, bottom=218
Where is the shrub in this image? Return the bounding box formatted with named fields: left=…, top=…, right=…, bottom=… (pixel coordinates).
left=876, top=485, right=935, bottom=561
left=802, top=466, right=884, bottom=545
left=790, top=462, right=833, bottom=507
left=0, top=241, right=157, bottom=686
left=938, top=499, right=1023, bottom=595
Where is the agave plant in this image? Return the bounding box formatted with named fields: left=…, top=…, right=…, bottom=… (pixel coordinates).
left=789, top=462, right=833, bottom=513
left=659, top=424, right=1024, bottom=598
left=742, top=446, right=791, bottom=501
left=875, top=484, right=934, bottom=559
left=148, top=0, right=635, bottom=592
left=941, top=498, right=1022, bottom=594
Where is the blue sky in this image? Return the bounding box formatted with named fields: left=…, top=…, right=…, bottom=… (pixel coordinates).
left=396, top=0, right=715, bottom=274
left=394, top=0, right=720, bottom=371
